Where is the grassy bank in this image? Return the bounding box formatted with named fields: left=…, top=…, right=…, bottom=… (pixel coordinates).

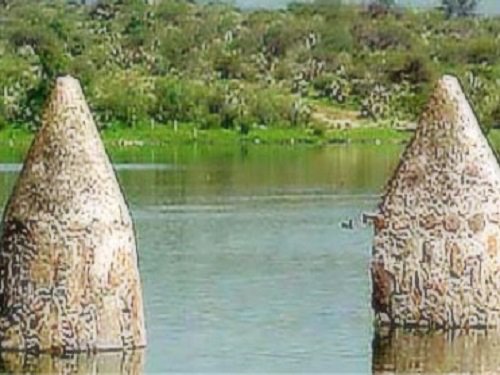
left=0, top=124, right=414, bottom=149
left=4, top=123, right=500, bottom=150
left=6, top=125, right=500, bottom=149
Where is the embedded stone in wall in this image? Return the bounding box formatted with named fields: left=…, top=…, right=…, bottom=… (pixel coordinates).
left=371, top=75, right=500, bottom=329
left=0, top=76, right=146, bottom=352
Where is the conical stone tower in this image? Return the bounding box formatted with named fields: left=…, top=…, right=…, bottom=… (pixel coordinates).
left=372, top=75, right=500, bottom=329
left=0, top=76, right=146, bottom=352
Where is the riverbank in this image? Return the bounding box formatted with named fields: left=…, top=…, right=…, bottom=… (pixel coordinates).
left=2, top=125, right=500, bottom=150
left=0, top=125, right=413, bottom=147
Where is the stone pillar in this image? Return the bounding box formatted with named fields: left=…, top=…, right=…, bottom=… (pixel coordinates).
left=0, top=76, right=146, bottom=352
left=371, top=75, right=500, bottom=329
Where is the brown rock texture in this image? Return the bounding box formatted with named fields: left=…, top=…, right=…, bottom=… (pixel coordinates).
left=371, top=75, right=500, bottom=329
left=0, top=76, right=146, bottom=352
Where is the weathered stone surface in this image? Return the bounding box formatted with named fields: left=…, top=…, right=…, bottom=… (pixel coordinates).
left=371, top=75, right=500, bottom=329
left=0, top=76, right=146, bottom=352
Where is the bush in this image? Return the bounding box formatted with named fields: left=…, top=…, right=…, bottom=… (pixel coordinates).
left=9, top=25, right=68, bottom=79
left=464, top=37, right=500, bottom=64
left=90, top=69, right=154, bottom=126
left=438, top=35, right=500, bottom=65
left=262, top=20, right=303, bottom=58
left=0, top=99, right=7, bottom=129
left=312, top=74, right=336, bottom=95
left=154, top=77, right=212, bottom=125
left=314, top=20, right=354, bottom=55
left=213, top=50, right=245, bottom=80
left=384, top=51, right=437, bottom=85
left=488, top=103, right=500, bottom=129
left=353, top=18, right=415, bottom=51
left=200, top=113, right=221, bottom=130
left=248, top=88, right=293, bottom=126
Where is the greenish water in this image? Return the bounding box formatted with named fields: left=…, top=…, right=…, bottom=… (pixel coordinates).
left=0, top=145, right=497, bottom=373
left=127, top=145, right=397, bottom=373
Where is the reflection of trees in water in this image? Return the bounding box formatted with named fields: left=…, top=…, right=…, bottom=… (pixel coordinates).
left=372, top=328, right=500, bottom=373
left=0, top=350, right=144, bottom=374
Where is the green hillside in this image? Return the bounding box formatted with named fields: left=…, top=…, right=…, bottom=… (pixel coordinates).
left=1, top=0, right=500, bottom=143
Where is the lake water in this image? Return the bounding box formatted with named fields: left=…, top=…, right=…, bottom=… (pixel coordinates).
left=128, top=145, right=396, bottom=373
left=0, top=144, right=499, bottom=373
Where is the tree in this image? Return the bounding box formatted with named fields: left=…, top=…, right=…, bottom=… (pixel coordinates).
left=441, top=0, right=479, bottom=18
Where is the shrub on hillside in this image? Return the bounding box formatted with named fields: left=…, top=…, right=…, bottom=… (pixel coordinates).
left=90, top=70, right=154, bottom=127
left=352, top=19, right=415, bottom=51
left=384, top=51, right=437, bottom=85
left=437, top=36, right=499, bottom=65
left=248, top=88, right=293, bottom=127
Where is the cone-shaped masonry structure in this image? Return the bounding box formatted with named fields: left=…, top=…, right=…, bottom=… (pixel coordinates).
left=372, top=75, right=500, bottom=329
left=0, top=76, right=146, bottom=352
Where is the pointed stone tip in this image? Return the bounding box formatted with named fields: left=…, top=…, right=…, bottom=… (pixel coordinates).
left=417, top=74, right=479, bottom=134
left=439, top=74, right=460, bottom=85
left=52, top=75, right=85, bottom=104
left=435, top=74, right=464, bottom=97
left=56, top=74, right=80, bottom=86
left=37, top=74, right=104, bottom=166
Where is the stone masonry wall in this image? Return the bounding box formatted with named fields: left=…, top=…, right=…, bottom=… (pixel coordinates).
left=372, top=75, right=500, bottom=329
left=0, top=76, right=146, bottom=352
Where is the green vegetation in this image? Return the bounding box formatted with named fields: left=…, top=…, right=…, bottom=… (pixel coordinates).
left=0, top=124, right=413, bottom=147
left=5, top=125, right=500, bottom=153
left=0, top=0, right=498, bottom=143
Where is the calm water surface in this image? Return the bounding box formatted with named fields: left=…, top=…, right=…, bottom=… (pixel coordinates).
left=0, top=144, right=496, bottom=373
left=119, top=145, right=397, bottom=373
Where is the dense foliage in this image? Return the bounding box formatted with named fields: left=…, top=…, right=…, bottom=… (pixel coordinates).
left=0, top=0, right=498, bottom=133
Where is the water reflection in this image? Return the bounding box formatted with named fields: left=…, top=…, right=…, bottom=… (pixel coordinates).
left=0, top=144, right=403, bottom=372
left=0, top=350, right=144, bottom=374
left=373, top=328, right=500, bottom=373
